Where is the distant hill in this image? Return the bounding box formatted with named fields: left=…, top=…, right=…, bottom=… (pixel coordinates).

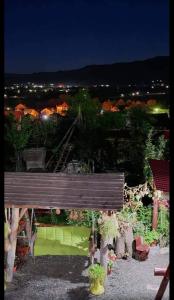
left=5, top=56, right=169, bottom=85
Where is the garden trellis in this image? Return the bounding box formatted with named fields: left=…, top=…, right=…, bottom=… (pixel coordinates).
left=4, top=171, right=124, bottom=282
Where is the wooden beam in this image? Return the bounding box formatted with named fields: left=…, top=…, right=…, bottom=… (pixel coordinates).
left=155, top=265, right=169, bottom=300
left=6, top=208, right=19, bottom=282
left=154, top=268, right=167, bottom=276
left=25, top=210, right=36, bottom=256
left=19, top=208, right=28, bottom=221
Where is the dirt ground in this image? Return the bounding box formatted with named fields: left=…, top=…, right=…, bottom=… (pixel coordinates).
left=5, top=252, right=169, bottom=300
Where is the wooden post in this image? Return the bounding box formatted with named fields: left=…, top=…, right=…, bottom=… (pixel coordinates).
left=152, top=198, right=158, bottom=230
left=100, top=239, right=108, bottom=270
left=25, top=210, right=32, bottom=254
left=6, top=208, right=19, bottom=282
left=24, top=209, right=37, bottom=256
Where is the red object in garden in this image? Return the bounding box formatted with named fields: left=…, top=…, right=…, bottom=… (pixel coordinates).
left=133, top=236, right=150, bottom=261
left=13, top=110, right=24, bottom=121
left=149, top=160, right=169, bottom=193
left=16, top=246, right=30, bottom=257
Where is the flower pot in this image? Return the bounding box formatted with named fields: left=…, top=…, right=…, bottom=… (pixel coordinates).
left=90, top=278, right=105, bottom=295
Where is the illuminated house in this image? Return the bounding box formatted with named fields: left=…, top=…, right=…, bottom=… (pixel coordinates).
left=56, top=102, right=69, bottom=116
left=24, top=108, right=39, bottom=118
left=102, top=100, right=113, bottom=112
left=15, top=103, right=27, bottom=111
left=40, top=108, right=54, bottom=116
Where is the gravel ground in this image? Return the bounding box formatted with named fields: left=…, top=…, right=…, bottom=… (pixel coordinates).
left=5, top=252, right=169, bottom=300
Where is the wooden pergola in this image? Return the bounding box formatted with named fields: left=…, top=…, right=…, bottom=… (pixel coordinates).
left=4, top=172, right=124, bottom=282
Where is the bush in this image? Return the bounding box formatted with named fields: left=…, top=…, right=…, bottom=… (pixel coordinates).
left=88, top=264, right=106, bottom=281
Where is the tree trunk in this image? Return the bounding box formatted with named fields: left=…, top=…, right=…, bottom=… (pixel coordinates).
left=6, top=208, right=19, bottom=282
left=124, top=226, right=133, bottom=257
left=115, top=235, right=125, bottom=258
left=25, top=211, right=32, bottom=255
left=100, top=239, right=109, bottom=271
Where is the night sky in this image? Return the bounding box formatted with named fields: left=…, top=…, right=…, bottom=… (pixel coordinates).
left=5, top=0, right=169, bottom=74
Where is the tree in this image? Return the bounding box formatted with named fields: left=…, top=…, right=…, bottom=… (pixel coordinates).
left=68, top=88, right=100, bottom=129
left=5, top=114, right=33, bottom=171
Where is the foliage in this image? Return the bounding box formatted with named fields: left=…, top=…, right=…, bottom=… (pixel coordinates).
left=66, top=210, right=101, bottom=228
left=98, top=214, right=119, bottom=240
left=144, top=230, right=159, bottom=245
left=5, top=114, right=33, bottom=170
left=98, top=111, right=126, bottom=129
left=68, top=89, right=100, bottom=129
left=157, top=205, right=169, bottom=247
left=116, top=205, right=138, bottom=235
left=127, top=107, right=153, bottom=135
left=136, top=205, right=152, bottom=232
left=5, top=114, right=33, bottom=152
left=88, top=264, right=106, bottom=281
left=29, top=118, right=58, bottom=148
left=37, top=210, right=68, bottom=225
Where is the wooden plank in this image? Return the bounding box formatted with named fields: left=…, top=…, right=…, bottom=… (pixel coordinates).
left=5, top=200, right=123, bottom=207
left=6, top=198, right=122, bottom=208
left=5, top=180, right=123, bottom=187
left=5, top=203, right=122, bottom=209
left=5, top=172, right=124, bottom=177
left=5, top=190, right=122, bottom=198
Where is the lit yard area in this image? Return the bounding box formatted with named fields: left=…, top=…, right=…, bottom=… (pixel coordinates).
left=5, top=252, right=169, bottom=300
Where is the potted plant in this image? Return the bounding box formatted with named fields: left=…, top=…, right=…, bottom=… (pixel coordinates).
left=107, top=260, right=113, bottom=275
left=107, top=249, right=116, bottom=274
left=88, top=264, right=106, bottom=295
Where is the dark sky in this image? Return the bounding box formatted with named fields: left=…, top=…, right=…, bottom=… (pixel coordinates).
left=5, top=0, right=169, bottom=73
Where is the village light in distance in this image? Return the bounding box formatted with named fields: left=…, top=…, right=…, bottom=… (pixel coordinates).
left=42, top=114, right=49, bottom=120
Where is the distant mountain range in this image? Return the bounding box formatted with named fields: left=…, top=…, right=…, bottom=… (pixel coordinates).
left=5, top=56, right=169, bottom=85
